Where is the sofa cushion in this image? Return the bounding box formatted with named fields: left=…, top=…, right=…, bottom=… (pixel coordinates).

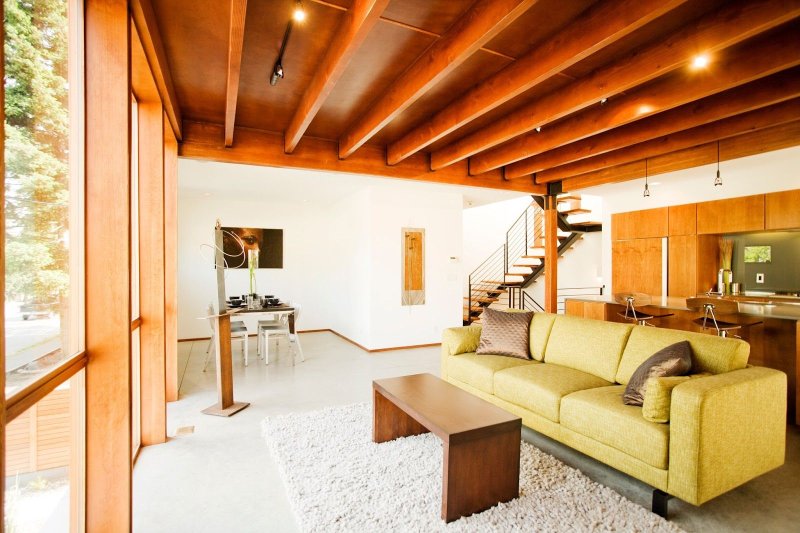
left=494, top=363, right=611, bottom=423
left=615, top=326, right=750, bottom=385
left=477, top=308, right=534, bottom=359
left=447, top=353, right=536, bottom=394
left=561, top=385, right=670, bottom=469
left=623, top=341, right=693, bottom=406
left=543, top=315, right=633, bottom=382
left=442, top=325, right=482, bottom=355
left=529, top=312, right=557, bottom=361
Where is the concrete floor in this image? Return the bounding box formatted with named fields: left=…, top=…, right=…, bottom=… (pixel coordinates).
left=133, top=332, right=800, bottom=532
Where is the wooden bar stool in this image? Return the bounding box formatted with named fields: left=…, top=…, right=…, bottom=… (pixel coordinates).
left=685, top=297, right=742, bottom=338
left=614, top=293, right=656, bottom=326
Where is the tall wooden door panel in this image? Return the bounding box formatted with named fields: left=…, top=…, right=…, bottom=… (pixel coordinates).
left=668, top=235, right=697, bottom=297
left=612, top=238, right=663, bottom=296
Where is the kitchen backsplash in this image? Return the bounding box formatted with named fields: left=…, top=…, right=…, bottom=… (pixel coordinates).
left=725, top=231, right=800, bottom=293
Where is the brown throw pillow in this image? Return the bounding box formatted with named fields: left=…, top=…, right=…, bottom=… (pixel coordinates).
left=623, top=341, right=692, bottom=406
left=476, top=308, right=534, bottom=359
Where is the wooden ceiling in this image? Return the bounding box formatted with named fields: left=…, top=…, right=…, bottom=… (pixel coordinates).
left=148, top=0, right=800, bottom=194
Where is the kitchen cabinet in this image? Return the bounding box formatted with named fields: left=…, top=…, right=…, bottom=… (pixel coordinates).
left=697, top=195, right=765, bottom=234
left=611, top=207, right=668, bottom=240
left=766, top=189, right=800, bottom=230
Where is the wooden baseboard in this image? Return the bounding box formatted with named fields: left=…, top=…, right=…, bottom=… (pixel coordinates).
left=178, top=329, right=441, bottom=353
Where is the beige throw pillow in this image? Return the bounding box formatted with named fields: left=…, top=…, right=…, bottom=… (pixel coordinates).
left=476, top=308, right=534, bottom=360
left=623, top=340, right=692, bottom=406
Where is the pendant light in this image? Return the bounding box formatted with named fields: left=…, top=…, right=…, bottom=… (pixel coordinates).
left=714, top=141, right=723, bottom=186
left=643, top=158, right=650, bottom=198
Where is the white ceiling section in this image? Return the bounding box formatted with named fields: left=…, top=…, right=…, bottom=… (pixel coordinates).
left=177, top=159, right=528, bottom=208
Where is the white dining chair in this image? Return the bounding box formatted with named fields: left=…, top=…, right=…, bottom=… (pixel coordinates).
left=257, top=303, right=304, bottom=366
left=203, top=303, right=250, bottom=371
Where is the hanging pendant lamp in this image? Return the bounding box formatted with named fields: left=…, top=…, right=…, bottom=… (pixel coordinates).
left=714, top=141, right=723, bottom=186
left=643, top=159, right=650, bottom=198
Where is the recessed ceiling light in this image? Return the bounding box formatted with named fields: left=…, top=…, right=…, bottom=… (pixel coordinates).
left=691, top=54, right=710, bottom=69
left=535, top=126, right=542, bottom=133
left=600, top=97, right=608, bottom=105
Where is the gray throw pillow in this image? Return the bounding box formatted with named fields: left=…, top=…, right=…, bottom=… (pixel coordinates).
left=623, top=341, right=693, bottom=406
left=476, top=308, right=534, bottom=359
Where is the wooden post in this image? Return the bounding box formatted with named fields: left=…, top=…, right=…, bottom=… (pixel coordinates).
left=139, top=102, right=166, bottom=445
left=202, top=225, right=248, bottom=416
left=85, top=0, right=132, bottom=529
left=544, top=195, right=558, bottom=313
left=164, top=113, right=179, bottom=402
left=202, top=313, right=249, bottom=416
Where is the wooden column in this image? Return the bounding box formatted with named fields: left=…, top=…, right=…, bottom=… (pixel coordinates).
left=85, top=1, right=132, bottom=530
left=139, top=102, right=166, bottom=445
left=544, top=196, right=558, bottom=313
left=164, top=113, right=179, bottom=402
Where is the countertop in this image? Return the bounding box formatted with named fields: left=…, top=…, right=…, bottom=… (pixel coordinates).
left=567, top=295, right=800, bottom=321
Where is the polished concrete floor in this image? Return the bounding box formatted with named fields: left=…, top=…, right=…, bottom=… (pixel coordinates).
left=133, top=332, right=800, bottom=532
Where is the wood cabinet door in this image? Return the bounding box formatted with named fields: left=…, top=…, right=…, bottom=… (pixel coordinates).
left=668, top=235, right=697, bottom=297
left=612, top=207, right=668, bottom=240
left=765, top=189, right=800, bottom=230
left=612, top=238, right=663, bottom=296
left=697, top=195, right=765, bottom=234
left=668, top=203, right=697, bottom=235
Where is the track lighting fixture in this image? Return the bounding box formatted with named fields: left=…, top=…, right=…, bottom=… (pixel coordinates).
left=643, top=159, right=650, bottom=198
left=714, top=141, right=722, bottom=186
left=269, top=1, right=307, bottom=87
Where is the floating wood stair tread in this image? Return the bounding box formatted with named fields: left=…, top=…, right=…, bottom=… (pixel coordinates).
left=512, top=263, right=537, bottom=268
left=464, top=305, right=484, bottom=313
left=482, top=279, right=522, bottom=285
left=569, top=221, right=602, bottom=226
left=556, top=195, right=582, bottom=202
left=520, top=255, right=544, bottom=261
left=464, top=296, right=499, bottom=304
left=560, top=208, right=591, bottom=215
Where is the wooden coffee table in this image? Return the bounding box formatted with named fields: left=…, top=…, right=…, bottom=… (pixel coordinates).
left=372, top=373, right=521, bottom=523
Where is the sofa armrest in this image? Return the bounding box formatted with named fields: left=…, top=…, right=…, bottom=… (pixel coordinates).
left=668, top=366, right=786, bottom=505
left=441, top=326, right=481, bottom=379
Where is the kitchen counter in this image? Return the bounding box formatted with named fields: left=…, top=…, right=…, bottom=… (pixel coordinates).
left=567, top=294, right=800, bottom=321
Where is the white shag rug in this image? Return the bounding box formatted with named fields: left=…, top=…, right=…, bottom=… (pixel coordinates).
left=262, top=403, right=684, bottom=533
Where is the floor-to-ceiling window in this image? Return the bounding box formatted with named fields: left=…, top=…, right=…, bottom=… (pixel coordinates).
left=3, top=0, right=85, bottom=529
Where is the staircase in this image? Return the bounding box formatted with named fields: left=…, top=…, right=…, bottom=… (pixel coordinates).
left=464, top=194, right=601, bottom=324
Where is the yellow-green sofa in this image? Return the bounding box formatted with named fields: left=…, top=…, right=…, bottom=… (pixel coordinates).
left=441, top=313, right=786, bottom=515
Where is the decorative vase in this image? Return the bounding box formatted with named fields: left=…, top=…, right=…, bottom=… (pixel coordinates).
left=723, top=269, right=733, bottom=295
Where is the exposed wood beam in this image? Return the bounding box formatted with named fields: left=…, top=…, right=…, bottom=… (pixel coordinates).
left=337, top=0, right=538, bottom=159
left=562, top=121, right=800, bottom=191
left=523, top=69, right=800, bottom=181
left=224, top=0, right=248, bottom=147
left=430, top=0, right=800, bottom=171
left=470, top=24, right=800, bottom=175
left=386, top=0, right=685, bottom=165
left=538, top=98, right=800, bottom=183
left=180, top=121, right=545, bottom=194
left=285, top=0, right=390, bottom=153
left=130, top=0, right=183, bottom=140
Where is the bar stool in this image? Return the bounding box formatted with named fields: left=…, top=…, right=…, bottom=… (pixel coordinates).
left=685, top=297, right=742, bottom=338
left=613, top=293, right=656, bottom=326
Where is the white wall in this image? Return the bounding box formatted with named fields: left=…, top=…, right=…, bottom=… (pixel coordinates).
left=583, top=145, right=800, bottom=295
left=462, top=196, right=531, bottom=280
left=178, top=160, right=469, bottom=349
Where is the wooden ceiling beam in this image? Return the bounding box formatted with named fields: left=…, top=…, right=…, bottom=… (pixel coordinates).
left=523, top=69, right=800, bottom=181
left=562, top=120, right=800, bottom=191
left=537, top=98, right=800, bottom=183
left=285, top=0, right=390, bottom=153
left=337, top=0, right=539, bottom=159
left=130, top=0, right=183, bottom=140
left=386, top=0, right=685, bottom=166
left=431, top=0, right=800, bottom=171
left=471, top=24, right=800, bottom=176
left=180, top=121, right=544, bottom=194
left=224, top=0, right=248, bottom=147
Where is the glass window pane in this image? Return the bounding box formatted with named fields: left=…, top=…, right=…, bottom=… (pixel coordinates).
left=4, top=370, right=84, bottom=532
left=4, top=0, right=83, bottom=395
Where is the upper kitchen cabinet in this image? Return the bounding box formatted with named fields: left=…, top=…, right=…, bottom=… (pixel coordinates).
left=766, top=190, right=800, bottom=230
left=611, top=207, right=668, bottom=241
left=697, top=195, right=765, bottom=234
left=668, top=203, right=697, bottom=236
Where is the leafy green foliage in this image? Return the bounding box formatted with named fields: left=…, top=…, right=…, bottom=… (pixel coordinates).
left=4, top=0, right=70, bottom=302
